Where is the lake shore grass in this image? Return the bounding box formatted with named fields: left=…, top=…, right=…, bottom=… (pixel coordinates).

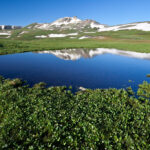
left=1, top=38, right=150, bottom=55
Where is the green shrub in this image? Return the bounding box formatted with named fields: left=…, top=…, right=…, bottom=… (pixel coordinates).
left=0, top=43, right=3, bottom=47
left=0, top=77, right=150, bottom=149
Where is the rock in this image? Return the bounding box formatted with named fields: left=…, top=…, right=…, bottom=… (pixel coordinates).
left=79, top=87, right=87, bottom=91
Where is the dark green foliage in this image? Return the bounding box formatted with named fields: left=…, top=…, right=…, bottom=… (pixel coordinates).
left=33, top=82, right=47, bottom=89
left=138, top=81, right=150, bottom=100
left=0, top=77, right=150, bottom=149
left=0, top=43, right=3, bottom=47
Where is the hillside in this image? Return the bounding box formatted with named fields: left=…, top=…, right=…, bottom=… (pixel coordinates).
left=27, top=16, right=107, bottom=30
left=99, top=22, right=150, bottom=32
left=26, top=16, right=150, bottom=32
left=1, top=17, right=150, bottom=54
left=1, top=17, right=150, bottom=40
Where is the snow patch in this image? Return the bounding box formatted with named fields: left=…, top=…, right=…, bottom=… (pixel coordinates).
left=99, top=22, right=150, bottom=32
left=48, top=34, right=67, bottom=38
left=35, top=35, right=47, bottom=38
left=0, top=32, right=11, bottom=35
left=90, top=22, right=105, bottom=29
left=79, top=36, right=89, bottom=39
left=70, top=37, right=76, bottom=39
left=67, top=33, right=78, bottom=36
left=35, top=24, right=52, bottom=30
left=48, top=33, right=78, bottom=38
left=19, top=31, right=29, bottom=35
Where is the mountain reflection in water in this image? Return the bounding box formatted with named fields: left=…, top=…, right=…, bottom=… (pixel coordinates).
left=36, top=48, right=150, bottom=61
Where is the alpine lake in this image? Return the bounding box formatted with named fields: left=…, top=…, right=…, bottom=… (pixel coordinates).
left=0, top=48, right=150, bottom=91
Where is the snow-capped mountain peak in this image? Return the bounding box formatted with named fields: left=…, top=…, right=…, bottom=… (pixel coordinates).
left=29, top=16, right=106, bottom=30
left=51, top=16, right=82, bottom=26
left=27, top=17, right=150, bottom=32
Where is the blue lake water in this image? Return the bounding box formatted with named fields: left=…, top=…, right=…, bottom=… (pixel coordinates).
left=0, top=48, right=150, bottom=91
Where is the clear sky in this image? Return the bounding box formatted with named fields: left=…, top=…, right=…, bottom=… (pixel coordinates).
left=0, top=0, right=150, bottom=26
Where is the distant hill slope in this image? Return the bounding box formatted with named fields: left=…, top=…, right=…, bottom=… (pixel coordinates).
left=26, top=16, right=107, bottom=30
left=1, top=17, right=150, bottom=39
left=1, top=17, right=150, bottom=32
left=26, top=16, right=150, bottom=32
left=99, top=22, right=150, bottom=32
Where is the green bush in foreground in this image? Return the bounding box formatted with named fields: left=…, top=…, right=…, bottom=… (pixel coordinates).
left=0, top=77, right=150, bottom=149
left=0, top=43, right=3, bottom=47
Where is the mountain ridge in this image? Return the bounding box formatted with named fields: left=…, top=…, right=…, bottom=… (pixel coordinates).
left=1, top=17, right=150, bottom=32
left=25, top=16, right=150, bottom=32
left=27, top=16, right=107, bottom=30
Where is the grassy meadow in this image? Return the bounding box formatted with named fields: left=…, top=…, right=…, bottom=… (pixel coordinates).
left=0, top=29, right=150, bottom=55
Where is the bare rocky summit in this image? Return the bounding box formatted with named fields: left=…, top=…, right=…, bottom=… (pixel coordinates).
left=26, top=16, right=150, bottom=32
left=27, top=16, right=107, bottom=30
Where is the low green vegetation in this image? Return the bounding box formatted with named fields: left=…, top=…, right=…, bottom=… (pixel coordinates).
left=0, top=76, right=150, bottom=149
left=0, top=43, right=3, bottom=47
left=1, top=29, right=150, bottom=55
left=1, top=37, right=150, bottom=55
left=99, top=30, right=150, bottom=40
left=0, top=35, right=9, bottom=38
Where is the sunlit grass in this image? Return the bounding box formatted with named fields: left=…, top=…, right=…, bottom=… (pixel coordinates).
left=1, top=29, right=150, bottom=55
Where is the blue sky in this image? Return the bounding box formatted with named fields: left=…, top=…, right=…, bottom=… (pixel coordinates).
left=0, top=0, right=150, bottom=26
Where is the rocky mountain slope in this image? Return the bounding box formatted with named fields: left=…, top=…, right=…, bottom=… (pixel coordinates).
left=1, top=17, right=150, bottom=39
left=1, top=17, right=150, bottom=32
left=27, top=16, right=107, bottom=30
left=26, top=16, right=150, bottom=32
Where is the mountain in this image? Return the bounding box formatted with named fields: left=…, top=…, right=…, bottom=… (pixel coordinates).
left=1, top=17, right=150, bottom=39
left=26, top=16, right=150, bottom=32
left=1, top=17, right=150, bottom=32
left=27, top=16, right=107, bottom=30
left=99, top=22, right=150, bottom=32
